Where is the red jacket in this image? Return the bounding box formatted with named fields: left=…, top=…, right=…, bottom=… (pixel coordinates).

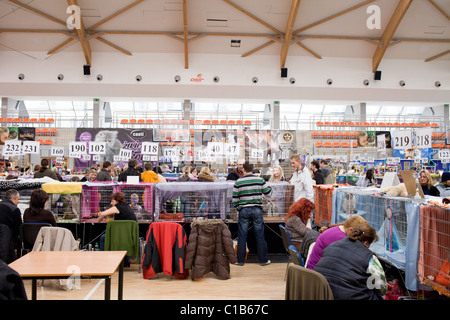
left=142, top=222, right=189, bottom=279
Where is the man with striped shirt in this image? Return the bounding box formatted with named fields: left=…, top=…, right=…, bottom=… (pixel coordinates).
left=232, top=162, right=272, bottom=266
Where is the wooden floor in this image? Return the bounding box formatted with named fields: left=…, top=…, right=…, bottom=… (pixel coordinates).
left=21, top=261, right=288, bottom=300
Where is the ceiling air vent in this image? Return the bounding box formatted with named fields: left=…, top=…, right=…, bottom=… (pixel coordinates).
left=207, top=12, right=228, bottom=27
left=231, top=40, right=241, bottom=47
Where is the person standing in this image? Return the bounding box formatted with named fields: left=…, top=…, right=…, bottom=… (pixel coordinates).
left=433, top=171, right=450, bottom=197
left=320, top=160, right=334, bottom=184
left=226, top=158, right=245, bottom=181
left=33, top=159, right=58, bottom=180
left=290, top=155, right=314, bottom=202
left=232, top=162, right=272, bottom=266
left=0, top=189, right=22, bottom=257
left=310, top=160, right=325, bottom=185
left=96, top=161, right=112, bottom=181
left=118, top=159, right=142, bottom=182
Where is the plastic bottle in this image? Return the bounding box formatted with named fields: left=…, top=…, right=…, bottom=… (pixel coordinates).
left=94, top=243, right=99, bottom=251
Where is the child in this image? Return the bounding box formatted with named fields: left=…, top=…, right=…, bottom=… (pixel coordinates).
left=129, top=193, right=143, bottom=220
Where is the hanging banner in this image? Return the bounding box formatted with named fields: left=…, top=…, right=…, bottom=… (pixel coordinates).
left=414, top=128, right=432, bottom=149
left=356, top=131, right=376, bottom=148
left=392, top=129, right=433, bottom=160
left=391, top=129, right=412, bottom=150
left=377, top=134, right=386, bottom=152
left=75, top=128, right=153, bottom=170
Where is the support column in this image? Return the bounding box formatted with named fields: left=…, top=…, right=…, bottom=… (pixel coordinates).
left=273, top=101, right=280, bottom=130
left=183, top=99, right=191, bottom=129
left=93, top=98, right=102, bottom=128
left=360, top=102, right=367, bottom=123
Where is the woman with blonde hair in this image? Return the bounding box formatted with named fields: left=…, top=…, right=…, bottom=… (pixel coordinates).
left=269, top=165, right=285, bottom=182
left=306, top=215, right=367, bottom=270
left=197, top=166, right=215, bottom=182
left=419, top=169, right=439, bottom=196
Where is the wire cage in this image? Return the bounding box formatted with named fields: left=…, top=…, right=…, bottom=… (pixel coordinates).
left=155, top=182, right=231, bottom=221
left=81, top=182, right=155, bottom=222
left=313, top=184, right=342, bottom=227
left=41, top=182, right=82, bottom=222
left=418, top=205, right=450, bottom=297
left=154, top=181, right=294, bottom=222
left=333, top=187, right=409, bottom=270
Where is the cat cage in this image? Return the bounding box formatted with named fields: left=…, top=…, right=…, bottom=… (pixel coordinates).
left=418, top=205, right=450, bottom=298
left=80, top=182, right=155, bottom=221
left=41, top=182, right=82, bottom=222
left=154, top=181, right=294, bottom=222
left=333, top=186, right=409, bottom=270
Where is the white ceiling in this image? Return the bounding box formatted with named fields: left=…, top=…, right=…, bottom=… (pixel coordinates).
left=0, top=0, right=448, bottom=67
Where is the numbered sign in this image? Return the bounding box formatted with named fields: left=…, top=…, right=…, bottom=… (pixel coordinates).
left=22, top=141, right=40, bottom=154
left=92, top=155, right=101, bottom=162
left=208, top=142, right=224, bottom=158
left=51, top=146, right=65, bottom=157
left=350, top=154, right=361, bottom=162
left=163, top=147, right=177, bottom=159
left=391, top=130, right=412, bottom=150
left=377, top=134, right=386, bottom=152
left=250, top=148, right=263, bottom=159
left=224, top=143, right=239, bottom=156
left=89, top=142, right=106, bottom=155
left=141, top=142, right=159, bottom=155
left=69, top=142, right=87, bottom=157
left=439, top=149, right=450, bottom=160
left=119, top=148, right=133, bottom=160
left=142, top=155, right=151, bottom=161
left=196, top=149, right=209, bottom=162
left=2, top=140, right=21, bottom=156
left=415, top=128, right=432, bottom=149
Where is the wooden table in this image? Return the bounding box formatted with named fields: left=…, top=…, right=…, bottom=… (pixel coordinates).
left=8, top=251, right=126, bottom=300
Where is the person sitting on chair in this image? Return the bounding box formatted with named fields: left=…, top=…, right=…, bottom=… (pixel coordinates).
left=285, top=198, right=315, bottom=252
left=314, top=223, right=387, bottom=300
left=306, top=215, right=367, bottom=270
left=23, top=189, right=56, bottom=226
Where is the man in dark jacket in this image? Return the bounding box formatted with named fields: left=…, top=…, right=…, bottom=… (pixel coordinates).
left=33, top=158, right=58, bottom=180
left=0, top=189, right=22, bottom=257
left=226, top=158, right=245, bottom=181
left=118, top=158, right=142, bottom=182
left=96, top=161, right=112, bottom=181
left=310, top=160, right=324, bottom=185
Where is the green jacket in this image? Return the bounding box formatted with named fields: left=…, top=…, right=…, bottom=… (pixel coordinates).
left=105, top=220, right=140, bottom=261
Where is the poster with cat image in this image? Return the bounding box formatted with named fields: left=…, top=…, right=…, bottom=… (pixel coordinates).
left=74, top=128, right=153, bottom=170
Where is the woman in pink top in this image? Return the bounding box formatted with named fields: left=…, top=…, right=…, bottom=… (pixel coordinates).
left=306, top=215, right=366, bottom=270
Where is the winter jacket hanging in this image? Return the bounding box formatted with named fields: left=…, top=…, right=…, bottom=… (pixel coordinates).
left=185, top=219, right=237, bottom=280
left=142, top=222, right=189, bottom=279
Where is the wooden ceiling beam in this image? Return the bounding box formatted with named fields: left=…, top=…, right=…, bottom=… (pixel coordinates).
left=183, top=0, right=189, bottom=69
left=427, top=0, right=450, bottom=20
left=425, top=49, right=450, bottom=62
left=296, top=41, right=322, bottom=59
left=96, top=37, right=132, bottom=56
left=280, top=0, right=301, bottom=68
left=222, top=0, right=282, bottom=35
left=8, top=0, right=67, bottom=27
left=67, top=0, right=91, bottom=66
left=48, top=38, right=75, bottom=55
left=372, top=0, right=413, bottom=72
left=242, top=40, right=276, bottom=58
left=87, top=0, right=145, bottom=31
